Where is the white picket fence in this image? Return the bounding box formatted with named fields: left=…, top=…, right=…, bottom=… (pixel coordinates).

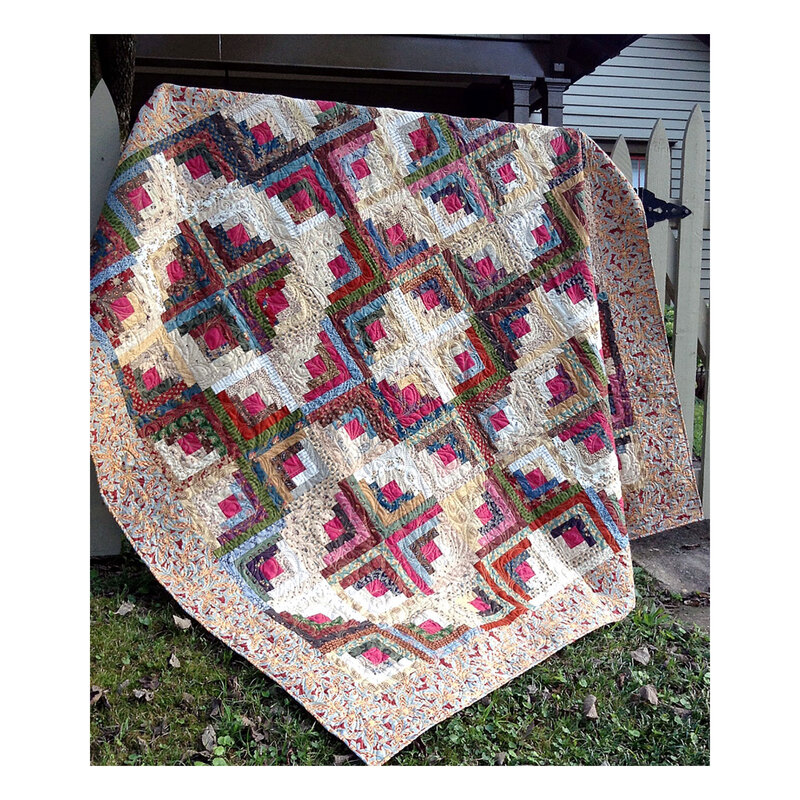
left=609, top=105, right=710, bottom=516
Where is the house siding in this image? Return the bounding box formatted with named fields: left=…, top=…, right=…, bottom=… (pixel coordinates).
left=555, top=34, right=711, bottom=301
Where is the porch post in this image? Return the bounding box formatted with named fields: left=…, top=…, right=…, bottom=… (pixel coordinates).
left=509, top=78, right=533, bottom=123
left=541, top=76, right=571, bottom=127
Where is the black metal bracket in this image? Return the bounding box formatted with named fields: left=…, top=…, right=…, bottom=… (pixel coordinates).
left=638, top=188, right=691, bottom=229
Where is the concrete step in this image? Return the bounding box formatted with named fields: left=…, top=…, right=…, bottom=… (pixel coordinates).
left=631, top=518, right=709, bottom=633
left=90, top=459, right=122, bottom=556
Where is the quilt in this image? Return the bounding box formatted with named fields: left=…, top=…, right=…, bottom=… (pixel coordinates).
left=90, top=83, right=702, bottom=765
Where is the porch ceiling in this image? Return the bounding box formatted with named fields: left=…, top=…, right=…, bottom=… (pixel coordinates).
left=132, top=34, right=641, bottom=122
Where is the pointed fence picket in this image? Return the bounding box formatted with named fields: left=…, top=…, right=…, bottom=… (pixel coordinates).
left=610, top=105, right=710, bottom=516
left=91, top=79, right=124, bottom=557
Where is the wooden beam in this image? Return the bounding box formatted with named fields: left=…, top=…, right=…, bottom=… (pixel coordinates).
left=136, top=34, right=550, bottom=82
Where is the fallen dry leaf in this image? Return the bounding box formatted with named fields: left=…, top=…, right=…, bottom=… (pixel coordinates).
left=169, top=653, right=181, bottom=669
left=583, top=694, right=599, bottom=720
left=173, top=615, right=192, bottom=630
left=132, top=688, right=154, bottom=702
left=631, top=646, right=651, bottom=666
left=201, top=724, right=217, bottom=752
left=241, top=715, right=266, bottom=743
left=115, top=601, right=135, bottom=617
left=90, top=686, right=110, bottom=708
left=683, top=592, right=710, bottom=607
left=636, top=684, right=659, bottom=706
left=228, top=675, right=243, bottom=701
left=100, top=725, right=120, bottom=742
left=139, top=675, right=160, bottom=691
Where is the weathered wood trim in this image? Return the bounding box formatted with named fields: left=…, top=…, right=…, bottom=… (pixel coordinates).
left=90, top=79, right=120, bottom=241
left=673, top=104, right=707, bottom=451
left=610, top=135, right=632, bottom=182
left=645, top=119, right=671, bottom=310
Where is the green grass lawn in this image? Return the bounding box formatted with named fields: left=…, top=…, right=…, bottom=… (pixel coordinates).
left=694, top=398, right=705, bottom=460
left=90, top=542, right=710, bottom=766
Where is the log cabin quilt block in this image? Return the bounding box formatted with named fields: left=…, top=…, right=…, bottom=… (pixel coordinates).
left=90, top=84, right=701, bottom=765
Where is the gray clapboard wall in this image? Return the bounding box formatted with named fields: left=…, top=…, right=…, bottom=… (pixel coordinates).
left=557, top=34, right=711, bottom=301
